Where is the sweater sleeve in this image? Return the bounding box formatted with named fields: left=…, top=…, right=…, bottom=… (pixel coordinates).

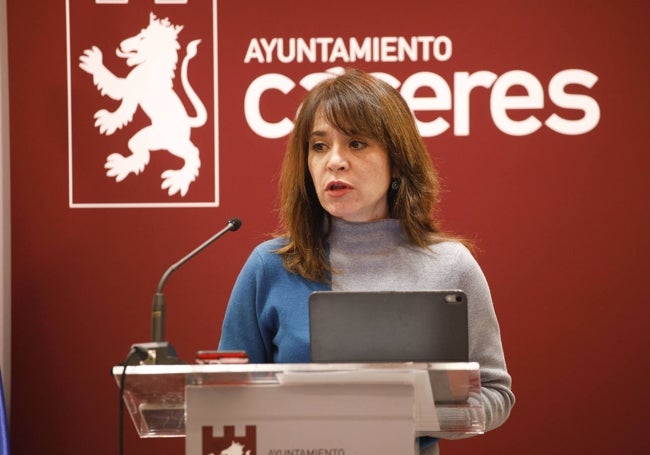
left=218, top=246, right=273, bottom=363
left=448, top=245, right=515, bottom=436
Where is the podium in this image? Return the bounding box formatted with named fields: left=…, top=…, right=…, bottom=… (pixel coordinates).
left=113, top=362, right=485, bottom=455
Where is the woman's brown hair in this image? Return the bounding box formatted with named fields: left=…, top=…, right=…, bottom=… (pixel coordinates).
left=275, top=68, right=450, bottom=282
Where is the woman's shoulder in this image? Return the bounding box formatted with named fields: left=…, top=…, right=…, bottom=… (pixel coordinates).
left=429, top=238, right=471, bottom=255
left=428, top=239, right=481, bottom=269
left=252, top=236, right=287, bottom=252
left=247, top=237, right=288, bottom=262
left=236, top=237, right=289, bottom=283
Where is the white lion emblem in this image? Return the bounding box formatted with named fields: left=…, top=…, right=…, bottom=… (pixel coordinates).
left=79, top=12, right=207, bottom=197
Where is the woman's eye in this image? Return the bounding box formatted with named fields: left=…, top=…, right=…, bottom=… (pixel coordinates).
left=350, top=140, right=366, bottom=150
left=311, top=142, right=326, bottom=152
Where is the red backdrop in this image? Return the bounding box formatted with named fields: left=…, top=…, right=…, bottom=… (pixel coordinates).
left=7, top=0, right=649, bottom=454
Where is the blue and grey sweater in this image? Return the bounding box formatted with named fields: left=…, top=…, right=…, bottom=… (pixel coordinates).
left=219, top=218, right=514, bottom=442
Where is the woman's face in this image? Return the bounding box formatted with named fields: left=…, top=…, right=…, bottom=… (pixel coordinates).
left=307, top=112, right=392, bottom=222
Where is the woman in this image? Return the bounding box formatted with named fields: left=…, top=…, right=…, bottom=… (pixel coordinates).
left=219, top=68, right=514, bottom=452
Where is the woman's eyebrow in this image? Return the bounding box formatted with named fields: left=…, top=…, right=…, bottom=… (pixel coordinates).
left=310, top=130, right=327, bottom=138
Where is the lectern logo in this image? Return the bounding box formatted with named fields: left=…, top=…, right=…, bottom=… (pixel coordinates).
left=203, top=425, right=257, bottom=455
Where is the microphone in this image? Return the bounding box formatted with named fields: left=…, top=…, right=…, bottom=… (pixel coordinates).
left=126, top=217, right=242, bottom=365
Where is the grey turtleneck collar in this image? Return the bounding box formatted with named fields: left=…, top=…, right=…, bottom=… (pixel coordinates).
left=327, top=217, right=462, bottom=292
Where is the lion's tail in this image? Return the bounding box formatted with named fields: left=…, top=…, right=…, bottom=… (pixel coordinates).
left=181, top=39, right=208, bottom=128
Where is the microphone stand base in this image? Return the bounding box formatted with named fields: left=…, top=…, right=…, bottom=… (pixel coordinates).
left=124, top=341, right=185, bottom=365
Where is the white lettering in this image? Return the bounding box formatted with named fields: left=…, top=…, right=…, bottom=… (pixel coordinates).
left=372, top=37, right=380, bottom=61
left=349, top=37, right=372, bottom=61
left=277, top=38, right=295, bottom=64
left=244, top=68, right=600, bottom=138
left=398, top=36, right=418, bottom=62
left=400, top=71, right=452, bottom=137
left=315, top=37, right=334, bottom=61
left=243, top=38, right=264, bottom=64
left=297, top=38, right=317, bottom=63
left=417, top=36, right=435, bottom=61
left=380, top=36, right=398, bottom=62
left=432, top=35, right=452, bottom=61
left=259, top=38, right=278, bottom=63
left=244, top=73, right=295, bottom=138
left=370, top=72, right=401, bottom=89
left=329, top=38, right=349, bottom=62
left=545, top=69, right=600, bottom=135
left=491, top=70, right=544, bottom=136
left=243, top=36, right=453, bottom=64
left=454, top=71, right=498, bottom=136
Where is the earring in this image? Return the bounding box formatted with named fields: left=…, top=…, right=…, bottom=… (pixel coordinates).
left=390, top=178, right=400, bottom=191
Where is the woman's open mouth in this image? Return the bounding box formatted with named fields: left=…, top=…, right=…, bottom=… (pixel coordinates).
left=326, top=180, right=352, bottom=196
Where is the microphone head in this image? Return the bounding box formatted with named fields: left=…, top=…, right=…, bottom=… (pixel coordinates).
left=228, top=217, right=242, bottom=231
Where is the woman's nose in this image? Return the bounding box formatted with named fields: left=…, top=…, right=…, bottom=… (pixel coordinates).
left=327, top=145, right=348, bottom=171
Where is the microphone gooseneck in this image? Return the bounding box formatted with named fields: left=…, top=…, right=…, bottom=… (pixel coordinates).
left=151, top=217, right=243, bottom=343
left=119, top=218, right=242, bottom=365
left=155, top=217, right=242, bottom=295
